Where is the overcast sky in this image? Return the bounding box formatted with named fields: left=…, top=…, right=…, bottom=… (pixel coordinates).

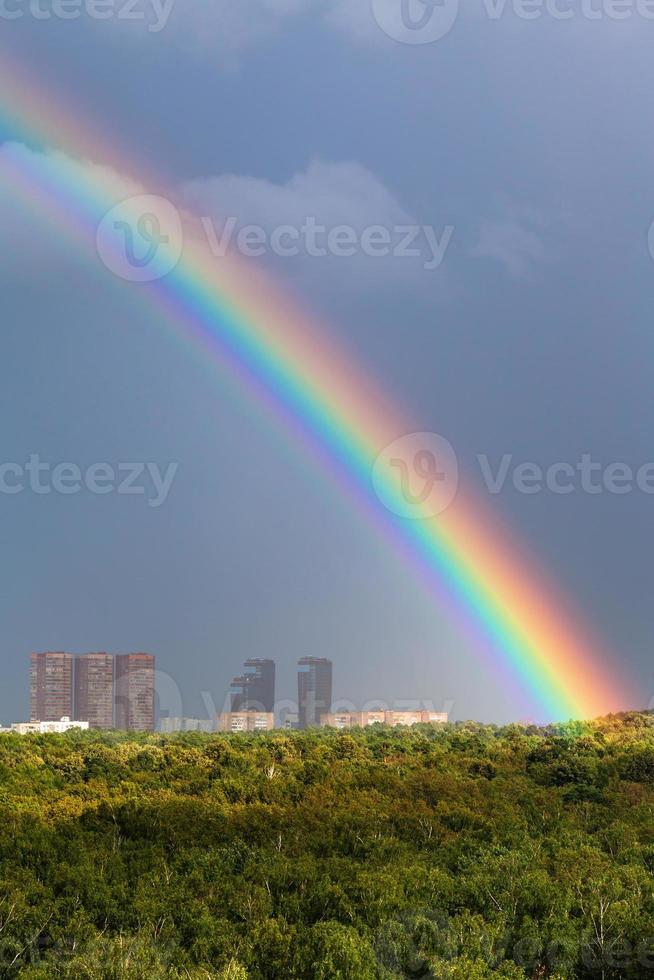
left=1, top=1, right=654, bottom=724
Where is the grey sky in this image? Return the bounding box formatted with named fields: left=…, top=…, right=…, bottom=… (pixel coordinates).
left=1, top=1, right=653, bottom=723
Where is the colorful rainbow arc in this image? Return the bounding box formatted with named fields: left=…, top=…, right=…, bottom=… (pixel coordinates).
left=0, top=58, right=632, bottom=721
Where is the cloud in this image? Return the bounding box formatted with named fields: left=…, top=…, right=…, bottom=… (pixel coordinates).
left=182, top=159, right=412, bottom=231
left=470, top=206, right=548, bottom=278
left=181, top=159, right=453, bottom=287
left=0, top=145, right=451, bottom=292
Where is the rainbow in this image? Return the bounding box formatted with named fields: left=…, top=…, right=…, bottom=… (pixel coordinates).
left=0, top=58, right=632, bottom=721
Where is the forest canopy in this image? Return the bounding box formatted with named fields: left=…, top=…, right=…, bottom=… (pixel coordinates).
left=1, top=714, right=654, bottom=978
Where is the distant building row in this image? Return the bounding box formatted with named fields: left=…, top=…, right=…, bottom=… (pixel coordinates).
left=216, top=709, right=448, bottom=733
left=228, top=657, right=332, bottom=729
left=30, top=652, right=155, bottom=731
left=27, top=652, right=448, bottom=736
left=322, top=710, right=449, bottom=729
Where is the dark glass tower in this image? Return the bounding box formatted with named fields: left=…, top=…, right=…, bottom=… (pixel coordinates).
left=297, top=657, right=333, bottom=729
left=230, top=659, right=276, bottom=712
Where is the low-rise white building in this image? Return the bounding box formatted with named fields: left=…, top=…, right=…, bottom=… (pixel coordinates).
left=9, top=716, right=90, bottom=735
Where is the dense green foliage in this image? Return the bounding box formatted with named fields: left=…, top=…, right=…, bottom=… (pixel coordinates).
left=2, top=714, right=654, bottom=977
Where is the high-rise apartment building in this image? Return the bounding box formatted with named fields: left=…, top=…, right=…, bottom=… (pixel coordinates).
left=114, top=654, right=155, bottom=731
left=30, top=652, right=73, bottom=722
left=297, top=657, right=333, bottom=729
left=229, top=659, right=275, bottom=712
left=74, top=654, right=115, bottom=729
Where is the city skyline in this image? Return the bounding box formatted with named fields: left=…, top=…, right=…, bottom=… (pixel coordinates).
left=21, top=652, right=452, bottom=732
left=28, top=651, right=156, bottom=732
